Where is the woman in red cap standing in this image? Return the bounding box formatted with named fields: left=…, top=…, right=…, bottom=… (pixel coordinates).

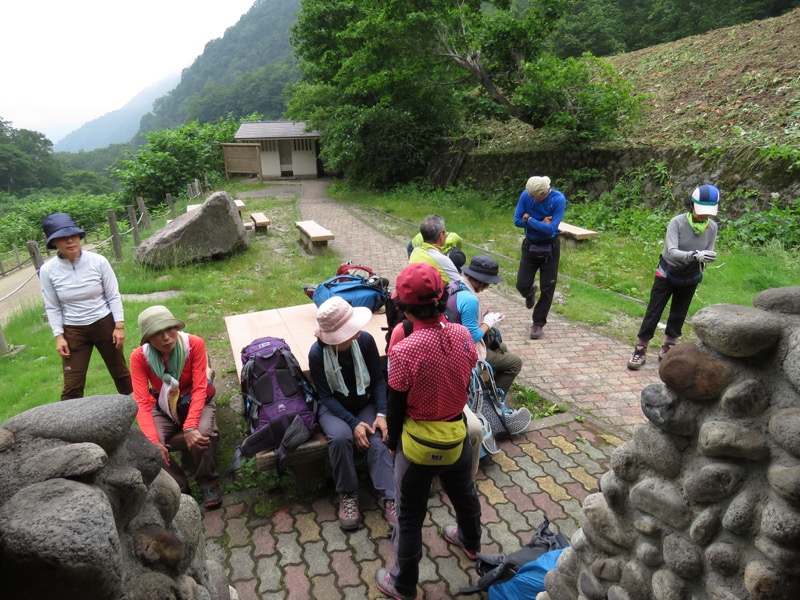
left=376, top=262, right=482, bottom=600
left=39, top=212, right=132, bottom=400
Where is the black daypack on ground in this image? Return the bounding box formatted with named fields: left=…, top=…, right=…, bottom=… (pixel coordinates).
left=459, top=516, right=570, bottom=596
left=229, top=337, right=318, bottom=476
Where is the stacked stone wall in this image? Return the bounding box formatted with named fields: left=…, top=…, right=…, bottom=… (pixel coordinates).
left=540, top=286, right=800, bottom=600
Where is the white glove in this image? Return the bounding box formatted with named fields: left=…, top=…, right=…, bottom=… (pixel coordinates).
left=694, top=250, right=717, bottom=263
left=482, top=312, right=505, bottom=329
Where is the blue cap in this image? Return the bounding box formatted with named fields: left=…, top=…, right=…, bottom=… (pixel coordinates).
left=691, top=185, right=720, bottom=216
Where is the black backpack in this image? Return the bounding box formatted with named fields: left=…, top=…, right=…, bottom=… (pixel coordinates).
left=229, top=337, right=318, bottom=476
left=459, top=516, right=570, bottom=595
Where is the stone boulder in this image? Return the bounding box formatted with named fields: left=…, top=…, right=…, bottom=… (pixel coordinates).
left=0, top=394, right=228, bottom=600
left=135, top=191, right=248, bottom=268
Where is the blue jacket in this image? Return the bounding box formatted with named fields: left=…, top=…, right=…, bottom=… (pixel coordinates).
left=513, top=188, right=567, bottom=242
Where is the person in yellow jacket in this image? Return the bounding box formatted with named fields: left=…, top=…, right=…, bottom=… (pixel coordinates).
left=408, top=215, right=462, bottom=284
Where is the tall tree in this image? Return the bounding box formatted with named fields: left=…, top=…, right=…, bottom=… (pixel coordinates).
left=289, top=0, right=640, bottom=185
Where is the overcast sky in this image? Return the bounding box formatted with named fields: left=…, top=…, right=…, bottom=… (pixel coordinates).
left=1, top=0, right=256, bottom=144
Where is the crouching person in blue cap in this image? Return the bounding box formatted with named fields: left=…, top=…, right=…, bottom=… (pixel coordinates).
left=376, top=263, right=482, bottom=600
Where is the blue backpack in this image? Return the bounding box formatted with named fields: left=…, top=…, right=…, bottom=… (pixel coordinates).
left=229, top=337, right=317, bottom=476
left=312, top=274, right=390, bottom=312
left=459, top=516, right=570, bottom=598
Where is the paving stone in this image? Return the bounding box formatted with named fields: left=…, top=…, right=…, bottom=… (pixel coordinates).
left=233, top=579, right=260, bottom=600
left=536, top=475, right=572, bottom=501
left=419, top=552, right=438, bottom=583
left=542, top=453, right=580, bottom=483
left=276, top=532, right=302, bottom=566
left=202, top=509, right=224, bottom=538
left=284, top=564, right=311, bottom=600
left=504, top=485, right=539, bottom=513
left=252, top=524, right=276, bottom=557
left=477, top=476, right=510, bottom=505
left=229, top=546, right=255, bottom=582
left=310, top=573, right=340, bottom=600
left=342, top=585, right=368, bottom=600
left=436, top=555, right=474, bottom=596
left=348, top=527, right=377, bottom=563
left=227, top=516, right=251, bottom=548
left=226, top=502, right=247, bottom=519
left=331, top=550, right=361, bottom=587
left=477, top=493, right=501, bottom=523
left=551, top=435, right=581, bottom=455
left=509, top=465, right=544, bottom=495
left=422, top=522, right=451, bottom=558
left=204, top=538, right=227, bottom=565
left=496, top=500, right=537, bottom=533
left=255, top=555, right=282, bottom=593
left=568, top=465, right=602, bottom=491
left=295, top=511, right=320, bottom=544
left=312, top=497, right=337, bottom=523
left=272, top=508, right=294, bottom=534
left=482, top=462, right=515, bottom=487
left=303, top=540, right=330, bottom=577
left=321, top=521, right=349, bottom=552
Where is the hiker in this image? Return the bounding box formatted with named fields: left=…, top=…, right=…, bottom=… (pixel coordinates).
left=408, top=229, right=464, bottom=257
left=514, top=176, right=567, bottom=340
left=628, top=185, right=720, bottom=370
left=39, top=212, right=132, bottom=400
left=376, top=263, right=482, bottom=600
left=408, top=215, right=462, bottom=284
left=130, top=306, right=222, bottom=510
left=452, top=255, right=522, bottom=396
left=309, top=296, right=397, bottom=530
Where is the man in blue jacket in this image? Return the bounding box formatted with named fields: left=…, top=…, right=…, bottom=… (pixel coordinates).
left=513, top=176, right=567, bottom=340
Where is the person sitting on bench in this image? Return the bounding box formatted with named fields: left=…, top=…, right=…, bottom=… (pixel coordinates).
left=309, top=296, right=397, bottom=531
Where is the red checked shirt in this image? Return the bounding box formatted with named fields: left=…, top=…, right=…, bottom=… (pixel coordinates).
left=388, top=320, right=477, bottom=422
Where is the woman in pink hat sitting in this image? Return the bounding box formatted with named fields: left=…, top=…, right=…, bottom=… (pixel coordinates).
left=309, top=296, right=397, bottom=531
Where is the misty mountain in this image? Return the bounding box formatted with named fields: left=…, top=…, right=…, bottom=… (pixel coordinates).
left=53, top=74, right=180, bottom=153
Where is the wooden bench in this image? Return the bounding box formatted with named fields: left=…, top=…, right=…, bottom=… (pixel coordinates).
left=559, top=222, right=599, bottom=241
left=224, top=303, right=388, bottom=486
left=250, top=212, right=271, bottom=233
left=295, top=220, right=335, bottom=254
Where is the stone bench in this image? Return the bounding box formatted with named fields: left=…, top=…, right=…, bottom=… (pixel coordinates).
left=250, top=212, right=271, bottom=233
left=295, top=220, right=335, bottom=254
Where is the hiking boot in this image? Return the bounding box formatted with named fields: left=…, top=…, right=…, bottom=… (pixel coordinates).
left=525, top=284, right=538, bottom=310
left=338, top=492, right=361, bottom=530
left=375, top=567, right=418, bottom=600
left=442, top=524, right=478, bottom=560
left=627, top=344, right=647, bottom=370
left=529, top=324, right=544, bottom=340
left=202, top=486, right=222, bottom=510
left=658, top=343, right=674, bottom=362
left=384, top=499, right=398, bottom=529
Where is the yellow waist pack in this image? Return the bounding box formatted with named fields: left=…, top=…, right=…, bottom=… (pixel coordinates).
left=402, top=416, right=466, bottom=466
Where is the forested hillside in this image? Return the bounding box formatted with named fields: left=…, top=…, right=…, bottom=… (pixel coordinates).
left=138, top=0, right=301, bottom=135
left=477, top=8, right=800, bottom=155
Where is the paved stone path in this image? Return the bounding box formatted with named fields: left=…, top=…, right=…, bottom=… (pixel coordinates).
left=203, top=179, right=662, bottom=599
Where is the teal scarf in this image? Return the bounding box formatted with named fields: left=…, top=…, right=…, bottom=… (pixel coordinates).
left=687, top=212, right=709, bottom=236
left=144, top=331, right=188, bottom=387
left=323, top=340, right=370, bottom=397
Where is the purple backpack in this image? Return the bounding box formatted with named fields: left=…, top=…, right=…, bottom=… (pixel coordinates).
left=229, top=337, right=317, bottom=475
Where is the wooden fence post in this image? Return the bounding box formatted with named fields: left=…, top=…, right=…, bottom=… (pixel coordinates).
left=127, top=205, right=141, bottom=247
left=136, top=197, right=151, bottom=230
left=0, top=327, right=10, bottom=354
left=187, top=183, right=193, bottom=199
left=204, top=174, right=210, bottom=190
left=26, top=241, right=44, bottom=272
left=166, top=193, right=175, bottom=218
left=108, top=211, right=123, bottom=262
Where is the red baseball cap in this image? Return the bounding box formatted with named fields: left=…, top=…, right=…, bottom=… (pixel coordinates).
left=396, top=263, right=444, bottom=305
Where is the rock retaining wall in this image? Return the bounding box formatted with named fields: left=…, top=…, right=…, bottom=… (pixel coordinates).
left=539, top=286, right=800, bottom=600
